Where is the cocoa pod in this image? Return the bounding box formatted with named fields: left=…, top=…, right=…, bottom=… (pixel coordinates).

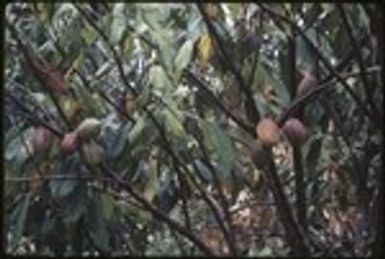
left=61, top=131, right=79, bottom=154
left=81, top=140, right=104, bottom=166
left=282, top=118, right=308, bottom=147
left=256, top=118, right=281, bottom=147
left=249, top=140, right=269, bottom=169
left=31, top=126, right=52, bottom=153
left=75, top=118, right=102, bottom=140
left=296, top=70, right=317, bottom=97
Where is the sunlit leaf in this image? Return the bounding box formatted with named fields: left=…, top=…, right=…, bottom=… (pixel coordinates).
left=174, top=40, right=194, bottom=80
left=149, top=65, right=173, bottom=90
left=110, top=3, right=127, bottom=45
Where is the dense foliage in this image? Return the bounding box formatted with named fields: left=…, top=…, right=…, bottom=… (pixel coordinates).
left=4, top=3, right=383, bottom=256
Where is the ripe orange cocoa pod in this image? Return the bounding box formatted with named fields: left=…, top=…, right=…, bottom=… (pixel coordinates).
left=256, top=118, right=281, bottom=146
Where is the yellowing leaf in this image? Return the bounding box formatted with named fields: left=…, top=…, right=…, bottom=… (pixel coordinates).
left=197, top=34, right=213, bottom=68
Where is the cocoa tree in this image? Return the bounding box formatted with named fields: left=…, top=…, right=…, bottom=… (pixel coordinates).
left=4, top=3, right=383, bottom=256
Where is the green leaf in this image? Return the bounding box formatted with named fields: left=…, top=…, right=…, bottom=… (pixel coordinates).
left=5, top=128, right=33, bottom=174
left=163, top=109, right=185, bottom=138
left=201, top=120, right=235, bottom=180
left=102, top=121, right=130, bottom=159
left=174, top=40, right=194, bottom=80
left=110, top=3, right=127, bottom=45
left=10, top=193, right=32, bottom=250
left=35, top=3, right=55, bottom=24
left=101, top=193, right=115, bottom=220
left=149, top=65, right=173, bottom=90
left=72, top=81, right=96, bottom=115
left=88, top=198, right=111, bottom=252
left=61, top=183, right=89, bottom=223
left=49, top=155, right=79, bottom=198
left=137, top=80, right=151, bottom=107
left=142, top=12, right=174, bottom=73
left=129, top=115, right=147, bottom=144
left=81, top=22, right=97, bottom=45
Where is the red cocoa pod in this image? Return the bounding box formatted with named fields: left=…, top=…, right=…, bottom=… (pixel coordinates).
left=31, top=126, right=52, bottom=153
left=61, top=131, right=79, bottom=154
left=256, top=118, right=281, bottom=147
left=282, top=118, right=308, bottom=147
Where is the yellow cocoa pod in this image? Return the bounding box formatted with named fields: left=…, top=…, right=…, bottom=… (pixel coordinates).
left=75, top=118, right=102, bottom=139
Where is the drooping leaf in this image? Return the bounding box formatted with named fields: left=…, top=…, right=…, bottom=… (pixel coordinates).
left=87, top=197, right=111, bottom=252
left=174, top=40, right=194, bottom=80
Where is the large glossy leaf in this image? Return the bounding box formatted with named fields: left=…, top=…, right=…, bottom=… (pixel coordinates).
left=201, top=120, right=235, bottom=180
